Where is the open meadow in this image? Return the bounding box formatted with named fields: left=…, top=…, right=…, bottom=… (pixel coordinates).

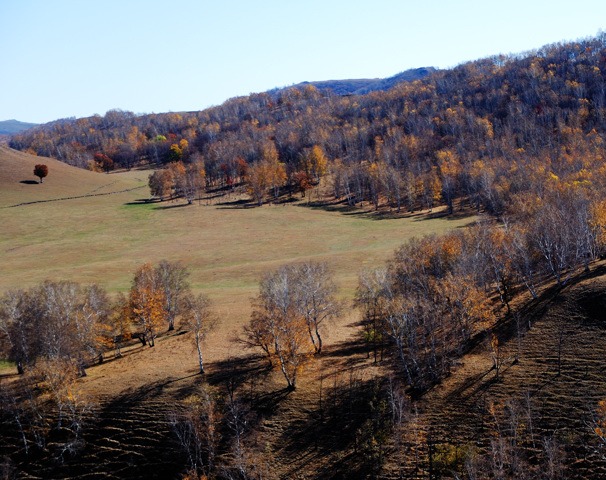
left=0, top=146, right=475, bottom=359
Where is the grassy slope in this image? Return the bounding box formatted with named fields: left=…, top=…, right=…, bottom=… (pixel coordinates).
left=1, top=146, right=481, bottom=478
left=3, top=149, right=606, bottom=478
left=0, top=146, right=474, bottom=341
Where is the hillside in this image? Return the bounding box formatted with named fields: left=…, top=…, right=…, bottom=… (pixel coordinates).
left=2, top=141, right=606, bottom=478
left=0, top=146, right=480, bottom=479
left=0, top=144, right=474, bottom=326
left=4, top=35, right=606, bottom=479
left=413, top=271, right=606, bottom=479
left=0, top=119, right=37, bottom=135
left=8, top=35, right=606, bottom=223
left=0, top=145, right=145, bottom=206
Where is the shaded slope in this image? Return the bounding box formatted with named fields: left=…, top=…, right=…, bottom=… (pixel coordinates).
left=409, top=269, right=606, bottom=479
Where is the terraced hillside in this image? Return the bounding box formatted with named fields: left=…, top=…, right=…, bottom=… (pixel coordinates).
left=391, top=270, right=606, bottom=479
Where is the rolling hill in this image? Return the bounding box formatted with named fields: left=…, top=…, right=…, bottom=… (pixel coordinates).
left=2, top=142, right=605, bottom=478
left=0, top=144, right=473, bottom=333
left=4, top=35, right=606, bottom=479
left=0, top=145, right=144, bottom=206
left=0, top=145, right=479, bottom=478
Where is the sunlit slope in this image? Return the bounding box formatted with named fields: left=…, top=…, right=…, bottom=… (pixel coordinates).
left=0, top=146, right=146, bottom=206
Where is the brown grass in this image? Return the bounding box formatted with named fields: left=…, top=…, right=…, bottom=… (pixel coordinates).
left=0, top=146, right=475, bottom=354
left=0, top=146, right=480, bottom=478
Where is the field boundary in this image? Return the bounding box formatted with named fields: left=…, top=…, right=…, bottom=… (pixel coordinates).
left=4, top=185, right=147, bottom=208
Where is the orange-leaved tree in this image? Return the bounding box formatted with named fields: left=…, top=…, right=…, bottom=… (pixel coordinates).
left=301, top=144, right=328, bottom=184
left=128, top=263, right=166, bottom=347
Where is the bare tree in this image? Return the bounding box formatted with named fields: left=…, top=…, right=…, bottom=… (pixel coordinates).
left=0, top=281, right=110, bottom=375
left=245, top=265, right=314, bottom=390
left=155, top=260, right=191, bottom=331
left=182, top=293, right=216, bottom=374
left=170, top=389, right=218, bottom=477
left=294, top=261, right=341, bottom=354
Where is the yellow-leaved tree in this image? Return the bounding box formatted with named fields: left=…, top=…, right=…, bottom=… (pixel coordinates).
left=128, top=263, right=166, bottom=347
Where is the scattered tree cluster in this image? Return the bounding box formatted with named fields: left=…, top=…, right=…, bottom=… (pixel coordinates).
left=243, top=261, right=340, bottom=390
left=356, top=182, right=606, bottom=392
left=148, top=158, right=206, bottom=203
left=0, top=281, right=111, bottom=457
left=0, top=261, right=213, bottom=374
left=356, top=233, right=496, bottom=392
left=0, top=261, right=215, bottom=468
left=0, top=280, right=111, bottom=376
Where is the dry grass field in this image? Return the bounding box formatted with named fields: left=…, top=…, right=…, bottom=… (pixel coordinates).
left=0, top=146, right=475, bottom=360
left=3, top=148, right=606, bottom=479
left=0, top=146, right=476, bottom=478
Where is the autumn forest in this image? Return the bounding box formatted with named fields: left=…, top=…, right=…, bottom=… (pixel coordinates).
left=4, top=35, right=606, bottom=479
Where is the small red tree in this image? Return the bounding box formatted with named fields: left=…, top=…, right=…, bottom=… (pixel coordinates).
left=292, top=171, right=312, bottom=198
left=34, top=164, right=48, bottom=183
left=93, top=153, right=114, bottom=173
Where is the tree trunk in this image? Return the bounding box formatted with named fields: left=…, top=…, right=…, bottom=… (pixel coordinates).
left=308, top=325, right=318, bottom=352
left=315, top=326, right=323, bottom=354
left=196, top=338, right=205, bottom=374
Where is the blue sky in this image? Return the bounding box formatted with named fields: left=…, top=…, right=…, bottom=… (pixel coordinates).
left=1, top=0, right=605, bottom=124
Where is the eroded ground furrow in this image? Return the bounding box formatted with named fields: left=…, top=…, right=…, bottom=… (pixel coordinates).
left=6, top=388, right=188, bottom=480
left=410, top=277, right=606, bottom=479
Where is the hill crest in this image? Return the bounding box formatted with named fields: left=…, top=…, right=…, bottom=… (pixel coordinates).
left=0, top=119, right=38, bottom=135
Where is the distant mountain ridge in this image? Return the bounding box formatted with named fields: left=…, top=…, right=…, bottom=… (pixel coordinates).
left=289, top=67, right=436, bottom=95
left=0, top=119, right=38, bottom=135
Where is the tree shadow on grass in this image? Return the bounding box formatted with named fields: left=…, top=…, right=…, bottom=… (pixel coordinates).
left=297, top=199, right=367, bottom=216
left=153, top=203, right=191, bottom=210
left=123, top=199, right=154, bottom=205
left=215, top=198, right=257, bottom=209
left=206, top=353, right=270, bottom=386
left=319, top=339, right=376, bottom=372
left=299, top=198, right=478, bottom=223
left=19, top=180, right=39, bottom=185
left=411, top=208, right=476, bottom=224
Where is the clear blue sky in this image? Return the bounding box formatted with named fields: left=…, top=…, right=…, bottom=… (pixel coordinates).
left=1, top=0, right=605, bottom=124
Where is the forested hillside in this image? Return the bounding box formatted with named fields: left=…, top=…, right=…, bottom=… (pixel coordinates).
left=5, top=35, right=606, bottom=479
left=10, top=35, right=606, bottom=217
